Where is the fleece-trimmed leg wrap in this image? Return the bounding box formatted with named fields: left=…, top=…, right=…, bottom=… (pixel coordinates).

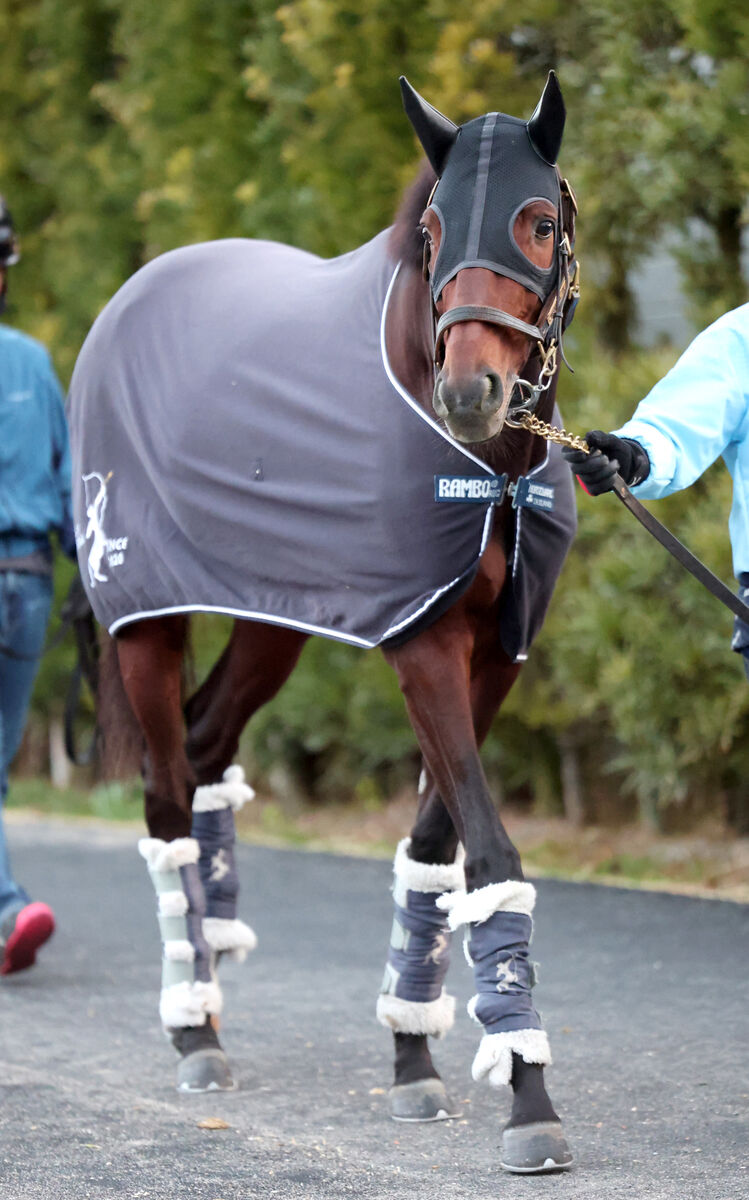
left=472, top=1029, right=552, bottom=1088
left=139, top=836, right=222, bottom=1030
left=191, top=766, right=257, bottom=962
left=202, top=917, right=257, bottom=957
left=193, top=764, right=255, bottom=813
left=437, top=880, right=550, bottom=1087
left=377, top=838, right=464, bottom=1039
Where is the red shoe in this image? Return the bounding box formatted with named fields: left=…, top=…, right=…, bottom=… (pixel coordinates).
left=0, top=902, right=55, bottom=975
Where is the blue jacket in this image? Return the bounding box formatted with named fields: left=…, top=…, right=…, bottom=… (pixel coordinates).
left=0, top=324, right=74, bottom=557
left=615, top=303, right=749, bottom=578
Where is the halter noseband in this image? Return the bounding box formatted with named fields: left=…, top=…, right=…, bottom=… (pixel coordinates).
left=429, top=174, right=580, bottom=422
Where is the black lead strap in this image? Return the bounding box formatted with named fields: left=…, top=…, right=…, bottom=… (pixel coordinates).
left=610, top=473, right=749, bottom=625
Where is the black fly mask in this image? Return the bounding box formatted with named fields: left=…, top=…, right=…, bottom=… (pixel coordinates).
left=400, top=73, right=579, bottom=413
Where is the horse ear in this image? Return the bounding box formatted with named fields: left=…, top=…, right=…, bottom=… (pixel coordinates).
left=527, top=70, right=566, bottom=165
left=399, top=76, right=459, bottom=176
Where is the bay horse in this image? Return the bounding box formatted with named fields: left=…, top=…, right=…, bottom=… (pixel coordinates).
left=67, top=73, right=580, bottom=1174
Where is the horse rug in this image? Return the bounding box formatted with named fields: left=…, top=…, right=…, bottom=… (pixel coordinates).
left=67, top=229, right=576, bottom=660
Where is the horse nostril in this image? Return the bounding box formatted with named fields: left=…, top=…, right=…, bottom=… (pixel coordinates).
left=480, top=372, right=503, bottom=413
left=433, top=371, right=504, bottom=418
left=433, top=373, right=450, bottom=417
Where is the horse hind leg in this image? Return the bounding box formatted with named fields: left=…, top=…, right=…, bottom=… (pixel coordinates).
left=185, top=620, right=307, bottom=785
left=183, top=622, right=307, bottom=967
left=377, top=776, right=464, bottom=1122
left=115, top=618, right=234, bottom=1093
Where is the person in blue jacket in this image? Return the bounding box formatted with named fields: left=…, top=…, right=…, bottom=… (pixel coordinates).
left=563, top=303, right=749, bottom=675
left=0, top=197, right=74, bottom=974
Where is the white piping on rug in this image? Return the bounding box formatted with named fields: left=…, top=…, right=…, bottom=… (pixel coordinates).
left=202, top=917, right=257, bottom=962
left=107, top=559, right=495, bottom=650
left=109, top=541, right=494, bottom=652
left=138, top=837, right=200, bottom=872
left=378, top=263, right=495, bottom=643
left=380, top=264, right=498, bottom=475
left=436, top=881, right=536, bottom=930
left=160, top=980, right=223, bottom=1029
left=471, top=1029, right=552, bottom=1088
left=109, top=603, right=377, bottom=647
left=376, top=990, right=456, bottom=1038
left=393, top=837, right=465, bottom=894
left=193, top=765, right=256, bottom=813
left=381, top=551, right=492, bottom=640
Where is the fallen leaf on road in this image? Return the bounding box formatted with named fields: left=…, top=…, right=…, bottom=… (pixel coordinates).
left=368, top=1087, right=385, bottom=1095
left=198, top=1118, right=230, bottom=1130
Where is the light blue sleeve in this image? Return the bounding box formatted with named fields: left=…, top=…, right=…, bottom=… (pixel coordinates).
left=613, top=306, right=749, bottom=500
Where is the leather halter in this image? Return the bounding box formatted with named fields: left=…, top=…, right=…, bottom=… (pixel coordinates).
left=428, top=172, right=580, bottom=413
left=435, top=305, right=545, bottom=346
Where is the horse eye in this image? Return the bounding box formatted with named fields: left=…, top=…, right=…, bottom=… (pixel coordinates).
left=536, top=219, right=555, bottom=240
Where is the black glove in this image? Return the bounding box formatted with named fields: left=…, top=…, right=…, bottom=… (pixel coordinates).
left=562, top=430, right=650, bottom=495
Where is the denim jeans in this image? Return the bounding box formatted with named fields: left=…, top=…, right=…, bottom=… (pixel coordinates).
left=0, top=570, right=53, bottom=921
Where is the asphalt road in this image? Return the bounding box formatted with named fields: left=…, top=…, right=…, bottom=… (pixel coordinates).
left=0, top=818, right=747, bottom=1200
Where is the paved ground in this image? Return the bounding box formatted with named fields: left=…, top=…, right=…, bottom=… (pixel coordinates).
left=0, top=819, right=747, bottom=1200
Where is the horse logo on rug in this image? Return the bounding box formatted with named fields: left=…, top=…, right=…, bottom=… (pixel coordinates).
left=80, top=471, right=128, bottom=588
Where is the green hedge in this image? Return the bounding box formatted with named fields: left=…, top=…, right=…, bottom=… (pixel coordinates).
left=3, top=0, right=748, bottom=828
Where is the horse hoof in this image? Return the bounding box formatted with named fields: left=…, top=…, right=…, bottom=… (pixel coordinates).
left=176, top=1048, right=237, bottom=1093
left=388, top=1078, right=461, bottom=1122
left=500, top=1121, right=573, bottom=1174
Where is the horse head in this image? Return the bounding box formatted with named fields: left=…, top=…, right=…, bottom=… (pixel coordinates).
left=401, top=73, right=578, bottom=445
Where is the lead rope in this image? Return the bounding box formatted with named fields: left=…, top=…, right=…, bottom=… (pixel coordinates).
left=509, top=409, right=589, bottom=453
left=514, top=414, right=749, bottom=626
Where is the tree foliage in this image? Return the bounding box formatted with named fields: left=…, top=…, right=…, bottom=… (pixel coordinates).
left=2, top=0, right=748, bottom=828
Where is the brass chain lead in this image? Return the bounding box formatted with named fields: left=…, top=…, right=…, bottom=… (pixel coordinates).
left=512, top=411, right=590, bottom=454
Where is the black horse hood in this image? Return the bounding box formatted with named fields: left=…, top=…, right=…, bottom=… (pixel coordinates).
left=400, top=73, right=565, bottom=302
left=430, top=113, right=561, bottom=301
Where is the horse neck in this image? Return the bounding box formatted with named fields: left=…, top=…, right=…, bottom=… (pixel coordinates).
left=384, top=263, right=559, bottom=483
left=384, top=262, right=435, bottom=404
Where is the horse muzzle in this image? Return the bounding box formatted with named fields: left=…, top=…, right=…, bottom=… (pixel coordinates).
left=432, top=369, right=513, bottom=444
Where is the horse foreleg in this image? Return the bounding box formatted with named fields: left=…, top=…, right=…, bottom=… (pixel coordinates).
left=469, top=647, right=566, bottom=1152
left=379, top=652, right=519, bottom=1119
left=384, top=627, right=572, bottom=1172
left=116, top=618, right=233, bottom=1092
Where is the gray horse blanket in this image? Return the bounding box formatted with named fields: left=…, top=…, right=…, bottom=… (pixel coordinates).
left=67, top=229, right=575, bottom=659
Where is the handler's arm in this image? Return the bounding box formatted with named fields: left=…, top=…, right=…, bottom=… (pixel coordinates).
left=612, top=310, right=749, bottom=500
